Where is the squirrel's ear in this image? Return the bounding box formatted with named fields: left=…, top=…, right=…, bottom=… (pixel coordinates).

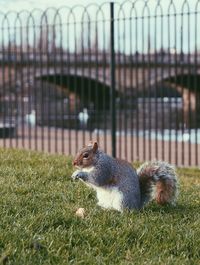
left=92, top=141, right=98, bottom=152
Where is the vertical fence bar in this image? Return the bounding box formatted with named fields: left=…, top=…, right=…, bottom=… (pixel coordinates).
left=94, top=19, right=99, bottom=143
left=66, top=13, right=72, bottom=154
left=167, top=6, right=172, bottom=163
left=81, top=12, right=85, bottom=146
left=130, top=7, right=134, bottom=161
left=135, top=15, right=139, bottom=161
left=33, top=22, right=38, bottom=152
left=101, top=13, right=107, bottom=152
left=141, top=4, right=146, bottom=162
left=187, top=7, right=191, bottom=166
left=1, top=19, right=5, bottom=147
left=7, top=23, right=12, bottom=148
left=122, top=9, right=128, bottom=160
left=116, top=9, right=122, bottom=159
left=110, top=2, right=116, bottom=157
left=194, top=3, right=198, bottom=166
left=57, top=15, right=65, bottom=155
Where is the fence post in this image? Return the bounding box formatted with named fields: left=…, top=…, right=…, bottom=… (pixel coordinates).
left=110, top=2, right=116, bottom=157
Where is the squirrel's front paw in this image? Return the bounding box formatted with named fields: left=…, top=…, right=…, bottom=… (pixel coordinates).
left=71, top=170, right=78, bottom=180
left=71, top=170, right=88, bottom=181
left=71, top=170, right=81, bottom=180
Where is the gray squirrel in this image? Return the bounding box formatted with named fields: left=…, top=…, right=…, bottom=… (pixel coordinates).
left=71, top=141, right=178, bottom=212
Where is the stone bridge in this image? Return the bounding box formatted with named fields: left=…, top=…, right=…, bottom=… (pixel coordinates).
left=1, top=56, right=200, bottom=127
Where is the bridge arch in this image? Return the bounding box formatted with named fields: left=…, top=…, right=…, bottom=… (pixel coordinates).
left=38, top=73, right=112, bottom=110
left=164, top=73, right=200, bottom=128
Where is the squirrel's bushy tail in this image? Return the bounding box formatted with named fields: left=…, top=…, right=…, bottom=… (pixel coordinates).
left=137, top=161, right=178, bottom=207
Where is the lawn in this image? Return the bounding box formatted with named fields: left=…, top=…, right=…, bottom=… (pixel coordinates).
left=0, top=148, right=199, bottom=265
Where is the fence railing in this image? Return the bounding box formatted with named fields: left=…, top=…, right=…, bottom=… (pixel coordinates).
left=0, top=0, right=200, bottom=166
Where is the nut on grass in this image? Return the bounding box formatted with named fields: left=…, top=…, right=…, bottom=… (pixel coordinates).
left=75, top=207, right=85, bottom=218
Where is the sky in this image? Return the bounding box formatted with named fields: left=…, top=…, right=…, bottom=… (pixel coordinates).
left=0, top=0, right=115, bottom=12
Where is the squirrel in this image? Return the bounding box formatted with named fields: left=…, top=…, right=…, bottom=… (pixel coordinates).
left=71, top=141, right=178, bottom=212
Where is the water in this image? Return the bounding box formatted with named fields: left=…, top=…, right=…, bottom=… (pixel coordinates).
left=94, top=128, right=200, bottom=144
left=134, top=129, right=200, bottom=144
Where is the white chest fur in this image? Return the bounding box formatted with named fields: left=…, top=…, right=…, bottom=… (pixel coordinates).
left=81, top=166, right=95, bottom=173
left=72, top=167, right=124, bottom=212
left=94, top=186, right=124, bottom=212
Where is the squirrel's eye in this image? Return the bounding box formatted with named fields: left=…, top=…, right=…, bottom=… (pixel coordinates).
left=83, top=153, right=89, bottom=158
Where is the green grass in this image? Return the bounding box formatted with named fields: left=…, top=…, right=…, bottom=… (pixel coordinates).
left=0, top=148, right=200, bottom=265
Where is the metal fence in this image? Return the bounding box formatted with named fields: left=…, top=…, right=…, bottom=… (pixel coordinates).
left=0, top=0, right=200, bottom=166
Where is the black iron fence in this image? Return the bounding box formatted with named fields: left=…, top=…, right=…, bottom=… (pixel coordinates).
left=0, top=0, right=200, bottom=166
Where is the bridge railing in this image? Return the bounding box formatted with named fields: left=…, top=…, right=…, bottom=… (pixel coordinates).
left=0, top=0, right=200, bottom=166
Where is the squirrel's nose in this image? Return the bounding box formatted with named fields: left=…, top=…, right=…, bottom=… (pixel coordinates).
left=73, top=160, right=77, bottom=166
